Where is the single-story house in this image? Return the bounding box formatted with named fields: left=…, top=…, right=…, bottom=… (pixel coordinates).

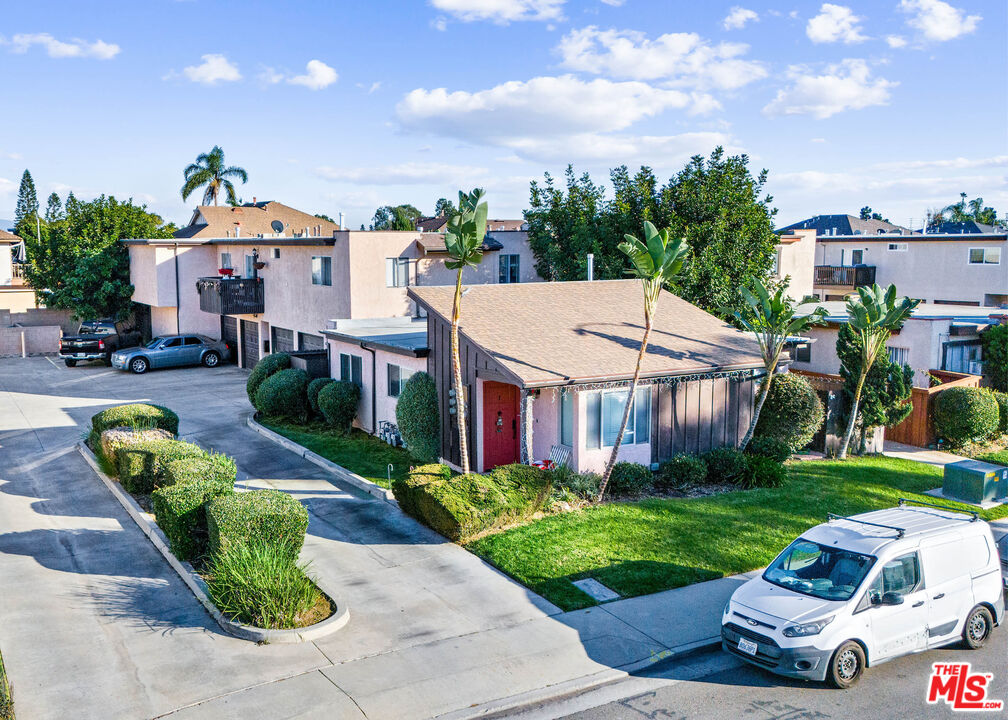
left=407, top=280, right=765, bottom=474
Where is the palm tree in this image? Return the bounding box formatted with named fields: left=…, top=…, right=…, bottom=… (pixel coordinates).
left=181, top=146, right=248, bottom=206
left=444, top=188, right=489, bottom=475
left=725, top=279, right=826, bottom=450
left=597, top=221, right=689, bottom=500
left=837, top=284, right=920, bottom=459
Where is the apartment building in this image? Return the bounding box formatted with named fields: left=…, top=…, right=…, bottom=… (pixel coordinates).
left=0, top=230, right=36, bottom=313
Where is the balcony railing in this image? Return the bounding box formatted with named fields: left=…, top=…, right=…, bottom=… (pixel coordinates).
left=813, top=265, right=876, bottom=288
left=196, top=277, right=264, bottom=315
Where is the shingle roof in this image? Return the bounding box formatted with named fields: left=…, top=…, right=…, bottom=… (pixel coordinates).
left=174, top=201, right=340, bottom=239
left=408, top=280, right=763, bottom=388
left=416, top=216, right=449, bottom=232
left=932, top=220, right=1003, bottom=235
left=778, top=214, right=911, bottom=236
left=0, top=229, right=22, bottom=244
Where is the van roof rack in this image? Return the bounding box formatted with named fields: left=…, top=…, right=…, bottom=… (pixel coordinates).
left=827, top=513, right=905, bottom=538
left=898, top=497, right=979, bottom=521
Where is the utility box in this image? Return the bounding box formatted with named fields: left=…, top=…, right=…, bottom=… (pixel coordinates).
left=943, top=460, right=1008, bottom=505
left=289, top=350, right=329, bottom=380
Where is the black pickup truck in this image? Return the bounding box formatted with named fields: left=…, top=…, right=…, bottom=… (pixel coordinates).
left=59, top=320, right=142, bottom=367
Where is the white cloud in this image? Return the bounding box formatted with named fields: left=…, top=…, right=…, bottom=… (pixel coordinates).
left=258, top=66, right=283, bottom=85
left=317, top=162, right=490, bottom=186
left=429, top=0, right=564, bottom=23
left=886, top=35, right=908, bottom=48
left=900, top=0, right=980, bottom=41
left=763, top=59, right=895, bottom=119
left=183, top=54, right=241, bottom=85
left=723, top=7, right=758, bottom=30
left=600, top=0, right=626, bottom=5
left=503, top=130, right=736, bottom=164
left=810, top=137, right=827, bottom=143
left=556, top=26, right=767, bottom=90
left=0, top=177, right=15, bottom=197
left=397, top=75, right=699, bottom=144
left=5, top=33, right=120, bottom=59
left=288, top=59, right=338, bottom=90
left=431, top=17, right=448, bottom=31
left=806, top=4, right=867, bottom=44
left=356, top=81, right=382, bottom=94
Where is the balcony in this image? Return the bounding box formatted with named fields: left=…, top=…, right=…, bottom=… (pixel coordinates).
left=813, top=265, right=876, bottom=289
left=197, top=277, right=264, bottom=315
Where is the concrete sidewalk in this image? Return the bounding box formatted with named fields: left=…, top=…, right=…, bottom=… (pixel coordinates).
left=882, top=440, right=967, bottom=468
left=0, top=357, right=746, bottom=720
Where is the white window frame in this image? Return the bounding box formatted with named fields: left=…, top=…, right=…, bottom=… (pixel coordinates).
left=968, top=247, right=1001, bottom=265
left=887, top=242, right=908, bottom=252
left=887, top=346, right=910, bottom=366
left=499, top=254, right=521, bottom=284
left=387, top=363, right=414, bottom=397
left=386, top=257, right=410, bottom=287
left=312, top=255, right=332, bottom=286
left=339, top=352, right=362, bottom=387
left=599, top=387, right=650, bottom=448
left=559, top=390, right=574, bottom=448
left=220, top=252, right=232, bottom=270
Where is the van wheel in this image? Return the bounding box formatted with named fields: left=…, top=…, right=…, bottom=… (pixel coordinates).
left=827, top=641, right=865, bottom=689
left=202, top=351, right=220, bottom=368
left=963, top=606, right=993, bottom=649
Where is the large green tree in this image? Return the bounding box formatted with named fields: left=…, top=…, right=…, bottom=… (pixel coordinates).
left=928, top=192, right=1001, bottom=229
left=433, top=197, right=457, bottom=217
left=14, top=170, right=38, bottom=239
left=23, top=194, right=175, bottom=319
left=981, top=324, right=1008, bottom=392
left=524, top=148, right=778, bottom=317
left=370, top=204, right=422, bottom=231
left=181, top=146, right=248, bottom=206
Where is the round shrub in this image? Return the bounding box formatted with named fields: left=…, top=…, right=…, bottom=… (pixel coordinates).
left=307, top=377, right=335, bottom=416
left=255, top=368, right=309, bottom=421
left=933, top=386, right=1000, bottom=446
left=753, top=373, right=824, bottom=451
left=746, top=436, right=792, bottom=464
left=395, top=371, right=440, bottom=462
left=246, top=352, right=291, bottom=407
left=743, top=455, right=787, bottom=489
left=703, top=446, right=748, bottom=484
left=605, top=462, right=653, bottom=497
left=90, top=403, right=178, bottom=447
left=317, top=380, right=360, bottom=433
left=657, top=454, right=707, bottom=491
left=992, top=391, right=1008, bottom=434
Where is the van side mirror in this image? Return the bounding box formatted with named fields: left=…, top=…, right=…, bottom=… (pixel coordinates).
left=881, top=591, right=904, bottom=606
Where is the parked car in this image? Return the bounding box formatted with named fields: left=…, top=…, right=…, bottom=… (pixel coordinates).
left=59, top=319, right=142, bottom=367
left=992, top=525, right=1008, bottom=591
left=722, top=500, right=1003, bottom=688
left=111, top=334, right=230, bottom=374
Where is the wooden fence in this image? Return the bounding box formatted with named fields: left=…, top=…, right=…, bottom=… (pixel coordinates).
left=885, top=371, right=981, bottom=448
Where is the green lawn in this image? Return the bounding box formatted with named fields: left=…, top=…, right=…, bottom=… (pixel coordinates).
left=0, top=645, right=12, bottom=720
left=977, top=450, right=1008, bottom=467
left=468, top=456, right=1008, bottom=611
left=260, top=418, right=413, bottom=488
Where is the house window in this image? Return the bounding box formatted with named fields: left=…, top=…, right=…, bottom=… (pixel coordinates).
left=887, top=242, right=908, bottom=252
left=272, top=248, right=280, bottom=259
left=386, top=257, right=409, bottom=287
left=795, top=343, right=812, bottom=363
left=888, top=346, right=909, bottom=366
left=339, top=353, right=363, bottom=387
left=559, top=391, right=573, bottom=447
left=969, top=247, right=1001, bottom=265
left=220, top=252, right=232, bottom=269
left=586, top=387, right=650, bottom=448
left=312, top=256, right=332, bottom=286
left=244, top=255, right=255, bottom=278
left=499, top=254, right=520, bottom=284
left=851, top=249, right=864, bottom=265
left=387, top=363, right=414, bottom=397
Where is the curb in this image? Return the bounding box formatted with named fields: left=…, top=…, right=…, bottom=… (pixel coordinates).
left=77, top=442, right=350, bottom=643
left=246, top=413, right=399, bottom=505
left=434, top=636, right=724, bottom=720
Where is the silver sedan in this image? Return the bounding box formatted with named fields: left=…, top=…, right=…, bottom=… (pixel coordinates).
left=111, top=334, right=231, bottom=374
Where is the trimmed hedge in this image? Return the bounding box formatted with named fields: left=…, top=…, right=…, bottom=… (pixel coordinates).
left=754, top=373, right=824, bottom=451
left=246, top=352, right=291, bottom=406
left=90, top=403, right=178, bottom=447
left=255, top=368, right=310, bottom=420
left=117, top=438, right=207, bottom=494
left=933, top=386, right=1000, bottom=446
left=395, top=371, right=440, bottom=462
left=657, top=454, right=707, bottom=491
left=152, top=478, right=234, bottom=560
left=992, top=391, right=1008, bottom=434
left=743, top=455, right=788, bottom=489
left=392, top=463, right=550, bottom=542
left=207, top=489, right=309, bottom=562
left=307, top=377, right=336, bottom=416
left=318, top=380, right=360, bottom=433
left=161, top=454, right=237, bottom=488
left=746, top=436, right=792, bottom=464
left=606, top=462, right=653, bottom=496
left=99, top=427, right=174, bottom=467
left=703, top=447, right=748, bottom=483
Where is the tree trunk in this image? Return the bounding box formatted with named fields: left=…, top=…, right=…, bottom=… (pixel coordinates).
left=838, top=369, right=867, bottom=459
left=597, top=317, right=652, bottom=501
left=739, top=350, right=780, bottom=450
left=450, top=269, right=470, bottom=474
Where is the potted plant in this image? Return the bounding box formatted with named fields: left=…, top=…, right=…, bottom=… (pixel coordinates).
left=219, top=268, right=234, bottom=277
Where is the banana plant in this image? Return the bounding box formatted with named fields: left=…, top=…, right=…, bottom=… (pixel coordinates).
left=597, top=221, right=688, bottom=500
left=838, top=284, right=920, bottom=459
left=444, top=188, right=488, bottom=475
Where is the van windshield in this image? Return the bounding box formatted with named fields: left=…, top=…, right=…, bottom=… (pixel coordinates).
left=763, top=539, right=876, bottom=601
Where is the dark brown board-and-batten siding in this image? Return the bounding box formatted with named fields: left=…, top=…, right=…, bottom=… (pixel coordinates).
left=654, top=375, right=755, bottom=461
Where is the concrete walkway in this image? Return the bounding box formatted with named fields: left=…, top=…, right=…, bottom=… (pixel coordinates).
left=882, top=440, right=968, bottom=468
left=0, top=357, right=745, bottom=720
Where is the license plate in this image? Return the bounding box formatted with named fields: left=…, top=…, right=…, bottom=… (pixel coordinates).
left=76, top=354, right=87, bottom=358
left=738, top=637, right=759, bottom=655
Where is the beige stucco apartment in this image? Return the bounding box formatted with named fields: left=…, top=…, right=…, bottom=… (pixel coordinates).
left=0, top=230, right=37, bottom=313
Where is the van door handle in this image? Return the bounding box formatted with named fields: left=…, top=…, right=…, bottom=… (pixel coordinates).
left=912, top=601, right=924, bottom=608
left=933, top=593, right=945, bottom=600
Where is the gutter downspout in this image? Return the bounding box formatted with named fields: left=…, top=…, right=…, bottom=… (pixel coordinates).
left=361, top=341, right=377, bottom=434
left=174, top=243, right=180, bottom=334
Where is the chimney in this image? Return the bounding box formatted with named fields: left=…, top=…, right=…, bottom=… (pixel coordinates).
left=235, top=223, right=241, bottom=238
left=338, top=211, right=344, bottom=230
left=586, top=253, right=594, bottom=281
left=252, top=196, right=257, bottom=205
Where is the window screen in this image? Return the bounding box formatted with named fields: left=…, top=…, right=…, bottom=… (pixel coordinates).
left=312, top=256, right=332, bottom=286
left=560, top=391, right=573, bottom=447
left=340, top=353, right=362, bottom=387
left=386, top=258, right=409, bottom=287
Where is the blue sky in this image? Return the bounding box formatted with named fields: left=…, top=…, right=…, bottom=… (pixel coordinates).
left=0, top=0, right=1003, bottom=230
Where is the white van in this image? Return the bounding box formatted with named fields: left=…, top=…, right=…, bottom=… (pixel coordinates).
left=721, top=499, right=1005, bottom=688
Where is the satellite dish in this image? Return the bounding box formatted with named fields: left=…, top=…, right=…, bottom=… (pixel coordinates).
left=271, top=220, right=284, bottom=233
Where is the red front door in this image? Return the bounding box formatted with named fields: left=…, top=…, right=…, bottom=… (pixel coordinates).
left=482, top=381, right=520, bottom=470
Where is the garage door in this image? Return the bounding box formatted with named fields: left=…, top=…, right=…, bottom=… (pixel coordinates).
left=241, top=319, right=259, bottom=369
left=221, top=316, right=238, bottom=364
left=271, top=326, right=295, bottom=354
left=297, top=332, right=325, bottom=351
